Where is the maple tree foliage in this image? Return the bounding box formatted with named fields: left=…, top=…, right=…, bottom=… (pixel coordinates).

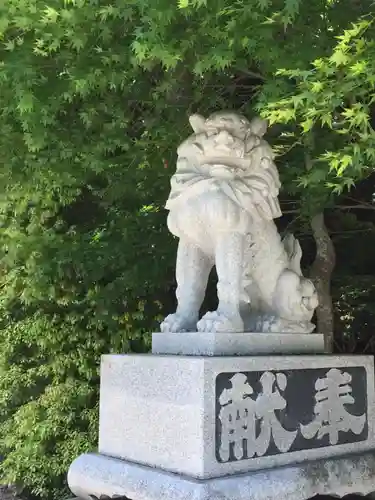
left=0, top=0, right=374, bottom=497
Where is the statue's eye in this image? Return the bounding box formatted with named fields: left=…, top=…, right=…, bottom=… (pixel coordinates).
left=192, top=142, right=204, bottom=152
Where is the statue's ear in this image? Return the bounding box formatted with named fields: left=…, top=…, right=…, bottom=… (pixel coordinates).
left=189, top=114, right=206, bottom=133
left=249, top=117, right=268, bottom=137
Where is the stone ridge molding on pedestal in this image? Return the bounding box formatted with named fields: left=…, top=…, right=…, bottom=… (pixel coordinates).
left=67, top=451, right=375, bottom=500
left=160, top=111, right=319, bottom=335
left=98, top=354, right=375, bottom=480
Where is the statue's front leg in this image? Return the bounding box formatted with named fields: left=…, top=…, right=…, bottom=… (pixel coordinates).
left=198, top=232, right=244, bottom=333
left=160, top=239, right=213, bottom=333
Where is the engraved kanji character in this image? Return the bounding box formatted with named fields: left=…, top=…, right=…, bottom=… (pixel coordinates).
left=218, top=371, right=296, bottom=462
left=301, top=368, right=366, bottom=445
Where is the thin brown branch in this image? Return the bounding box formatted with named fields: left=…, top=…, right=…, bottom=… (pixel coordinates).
left=234, top=68, right=266, bottom=81
left=337, top=204, right=375, bottom=210
left=282, top=204, right=375, bottom=214
left=345, top=196, right=375, bottom=209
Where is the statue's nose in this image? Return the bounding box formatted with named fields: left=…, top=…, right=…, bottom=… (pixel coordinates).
left=216, top=130, right=233, bottom=143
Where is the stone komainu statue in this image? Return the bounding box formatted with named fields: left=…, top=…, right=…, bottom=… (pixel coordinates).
left=161, top=111, right=318, bottom=334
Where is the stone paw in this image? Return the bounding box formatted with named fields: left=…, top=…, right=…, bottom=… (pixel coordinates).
left=197, top=311, right=244, bottom=333
left=160, top=313, right=198, bottom=333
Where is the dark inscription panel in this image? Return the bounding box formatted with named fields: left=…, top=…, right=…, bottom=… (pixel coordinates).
left=215, top=367, right=368, bottom=463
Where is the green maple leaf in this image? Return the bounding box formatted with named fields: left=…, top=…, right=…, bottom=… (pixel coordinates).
left=329, top=50, right=349, bottom=66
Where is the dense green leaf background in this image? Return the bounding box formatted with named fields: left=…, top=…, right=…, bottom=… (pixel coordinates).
left=0, top=0, right=374, bottom=498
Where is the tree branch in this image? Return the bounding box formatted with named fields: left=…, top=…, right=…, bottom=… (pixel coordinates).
left=304, top=144, right=336, bottom=353
left=282, top=204, right=375, bottom=214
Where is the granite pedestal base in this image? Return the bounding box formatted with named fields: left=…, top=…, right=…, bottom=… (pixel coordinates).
left=68, top=451, right=375, bottom=500
left=69, top=348, right=375, bottom=499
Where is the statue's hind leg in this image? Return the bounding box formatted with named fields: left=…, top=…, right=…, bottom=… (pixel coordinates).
left=198, top=232, right=244, bottom=333
left=160, top=239, right=213, bottom=333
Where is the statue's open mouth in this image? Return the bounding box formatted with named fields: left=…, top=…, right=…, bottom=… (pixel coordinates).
left=206, top=164, right=237, bottom=179
left=199, top=156, right=250, bottom=172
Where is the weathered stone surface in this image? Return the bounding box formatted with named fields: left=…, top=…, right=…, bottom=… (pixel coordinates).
left=98, top=354, right=375, bottom=479
left=0, top=486, right=21, bottom=500
left=152, top=331, right=325, bottom=356
left=67, top=451, right=375, bottom=500
left=160, top=111, right=318, bottom=335
left=0, top=485, right=32, bottom=500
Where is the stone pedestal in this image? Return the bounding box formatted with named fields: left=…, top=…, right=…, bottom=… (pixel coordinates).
left=97, top=352, right=375, bottom=479
left=67, top=335, right=375, bottom=500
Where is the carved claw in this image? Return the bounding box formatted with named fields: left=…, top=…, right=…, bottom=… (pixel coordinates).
left=160, top=313, right=197, bottom=333
left=197, top=311, right=244, bottom=333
